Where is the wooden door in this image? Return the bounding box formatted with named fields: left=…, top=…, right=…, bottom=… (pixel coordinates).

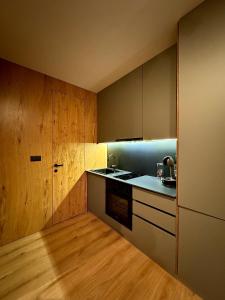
left=52, top=85, right=86, bottom=224
left=0, top=59, right=53, bottom=245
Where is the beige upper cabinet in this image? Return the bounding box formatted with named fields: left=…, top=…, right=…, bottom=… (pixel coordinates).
left=143, top=45, right=177, bottom=139
left=178, top=1, right=225, bottom=220
left=97, top=67, right=143, bottom=142
left=98, top=45, right=177, bottom=142
left=97, top=45, right=177, bottom=143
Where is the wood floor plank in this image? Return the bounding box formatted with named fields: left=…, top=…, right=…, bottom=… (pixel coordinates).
left=0, top=212, right=202, bottom=300
left=0, top=227, right=116, bottom=298
left=0, top=216, right=97, bottom=267
left=0, top=213, right=93, bottom=258
left=0, top=219, right=104, bottom=280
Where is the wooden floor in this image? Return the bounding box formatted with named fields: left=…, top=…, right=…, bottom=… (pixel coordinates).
left=0, top=213, right=202, bottom=300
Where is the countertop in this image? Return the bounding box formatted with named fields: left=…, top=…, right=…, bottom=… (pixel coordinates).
left=87, top=169, right=176, bottom=198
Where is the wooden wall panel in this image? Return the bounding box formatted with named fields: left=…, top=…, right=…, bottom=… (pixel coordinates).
left=0, top=58, right=106, bottom=244
left=84, top=91, right=97, bottom=143
left=84, top=91, right=107, bottom=170
left=52, top=81, right=86, bottom=224
left=0, top=59, right=53, bottom=245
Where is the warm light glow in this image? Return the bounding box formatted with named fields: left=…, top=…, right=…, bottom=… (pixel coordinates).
left=105, top=138, right=177, bottom=145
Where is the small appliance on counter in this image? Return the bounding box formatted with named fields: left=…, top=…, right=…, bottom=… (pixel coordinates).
left=161, top=156, right=176, bottom=187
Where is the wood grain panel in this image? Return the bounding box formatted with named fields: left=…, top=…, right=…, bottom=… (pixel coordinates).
left=0, top=212, right=202, bottom=300
left=0, top=58, right=103, bottom=244
left=84, top=91, right=107, bottom=170
left=85, top=143, right=107, bottom=170
left=0, top=59, right=53, bottom=246
left=84, top=91, right=97, bottom=144
left=52, top=82, right=86, bottom=224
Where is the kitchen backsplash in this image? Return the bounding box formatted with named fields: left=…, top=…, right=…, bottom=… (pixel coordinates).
left=107, top=139, right=176, bottom=177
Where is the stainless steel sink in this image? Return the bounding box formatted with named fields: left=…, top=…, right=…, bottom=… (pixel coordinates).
left=93, top=168, right=120, bottom=175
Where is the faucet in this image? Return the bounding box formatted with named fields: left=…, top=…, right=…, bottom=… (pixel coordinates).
left=108, top=153, right=117, bottom=171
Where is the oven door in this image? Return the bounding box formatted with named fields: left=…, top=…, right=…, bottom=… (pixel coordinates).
left=105, top=179, right=132, bottom=230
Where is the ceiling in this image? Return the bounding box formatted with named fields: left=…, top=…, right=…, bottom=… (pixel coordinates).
left=0, top=0, right=203, bottom=92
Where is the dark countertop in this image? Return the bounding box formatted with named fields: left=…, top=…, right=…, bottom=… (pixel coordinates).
left=87, top=169, right=176, bottom=198
left=127, top=175, right=176, bottom=198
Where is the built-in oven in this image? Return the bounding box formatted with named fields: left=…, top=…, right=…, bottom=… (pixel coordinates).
left=105, top=178, right=132, bottom=230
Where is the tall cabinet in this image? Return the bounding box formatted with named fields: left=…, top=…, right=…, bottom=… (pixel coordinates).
left=178, top=1, right=225, bottom=299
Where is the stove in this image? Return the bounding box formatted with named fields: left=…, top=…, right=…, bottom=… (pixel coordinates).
left=114, top=172, right=142, bottom=180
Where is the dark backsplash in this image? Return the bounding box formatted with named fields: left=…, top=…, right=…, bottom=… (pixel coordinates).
left=107, top=139, right=176, bottom=177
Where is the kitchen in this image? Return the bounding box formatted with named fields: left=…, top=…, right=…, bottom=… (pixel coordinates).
left=0, top=1, right=224, bottom=300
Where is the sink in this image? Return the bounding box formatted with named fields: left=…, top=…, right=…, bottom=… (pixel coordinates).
left=93, top=168, right=120, bottom=175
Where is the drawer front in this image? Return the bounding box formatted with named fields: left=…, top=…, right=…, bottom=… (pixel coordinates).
left=133, top=187, right=176, bottom=215
left=132, top=215, right=176, bottom=274
left=133, top=200, right=176, bottom=234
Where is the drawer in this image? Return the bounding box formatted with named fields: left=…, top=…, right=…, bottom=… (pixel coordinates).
left=132, top=215, right=176, bottom=274
left=133, top=200, right=176, bottom=234
left=133, top=187, right=176, bottom=215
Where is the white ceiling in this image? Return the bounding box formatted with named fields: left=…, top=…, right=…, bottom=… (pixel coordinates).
left=0, top=0, right=203, bottom=92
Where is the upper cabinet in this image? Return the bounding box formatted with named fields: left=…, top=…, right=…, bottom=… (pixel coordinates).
left=143, top=45, right=177, bottom=139
left=97, top=45, right=177, bottom=143
left=97, top=67, right=143, bottom=142
left=178, top=1, right=225, bottom=220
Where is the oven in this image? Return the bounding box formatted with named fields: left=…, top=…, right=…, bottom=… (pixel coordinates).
left=105, top=178, right=132, bottom=230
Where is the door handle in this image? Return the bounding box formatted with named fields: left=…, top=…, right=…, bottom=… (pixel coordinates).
left=54, top=163, right=63, bottom=168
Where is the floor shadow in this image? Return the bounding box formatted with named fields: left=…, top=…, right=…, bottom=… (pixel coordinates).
left=37, top=171, right=97, bottom=299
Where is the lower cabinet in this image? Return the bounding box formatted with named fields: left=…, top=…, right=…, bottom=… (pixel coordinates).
left=178, top=207, right=225, bottom=300
left=87, top=173, right=106, bottom=219
left=132, top=215, right=176, bottom=274
left=133, top=200, right=176, bottom=234
left=87, top=173, right=133, bottom=241
left=132, top=187, right=176, bottom=274
left=87, top=173, right=176, bottom=274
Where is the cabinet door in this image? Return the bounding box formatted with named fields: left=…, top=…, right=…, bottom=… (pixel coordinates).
left=132, top=215, right=176, bottom=274
left=178, top=1, right=225, bottom=220
left=143, top=45, right=176, bottom=139
left=87, top=173, right=105, bottom=219
left=178, top=208, right=225, bottom=300
left=97, top=67, right=142, bottom=142
left=87, top=173, right=134, bottom=241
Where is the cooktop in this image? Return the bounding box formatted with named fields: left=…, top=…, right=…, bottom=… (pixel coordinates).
left=114, top=172, right=142, bottom=180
